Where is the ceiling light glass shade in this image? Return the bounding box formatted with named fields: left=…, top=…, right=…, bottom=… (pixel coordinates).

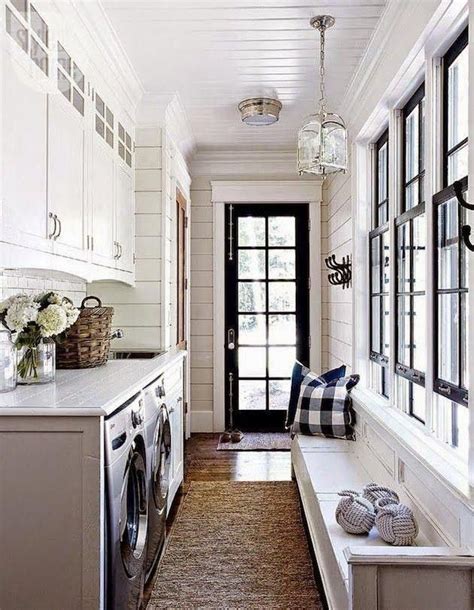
left=238, top=98, right=282, bottom=126
left=297, top=112, right=347, bottom=176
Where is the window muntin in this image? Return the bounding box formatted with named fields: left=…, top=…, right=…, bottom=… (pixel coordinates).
left=444, top=28, right=468, bottom=185
left=375, top=130, right=389, bottom=226
left=370, top=226, right=390, bottom=397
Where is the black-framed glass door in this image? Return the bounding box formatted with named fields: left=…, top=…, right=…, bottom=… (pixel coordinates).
left=225, top=204, right=310, bottom=431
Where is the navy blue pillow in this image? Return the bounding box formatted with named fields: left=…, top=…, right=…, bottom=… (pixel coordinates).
left=285, top=362, right=347, bottom=429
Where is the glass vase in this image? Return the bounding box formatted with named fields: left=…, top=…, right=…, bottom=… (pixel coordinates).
left=16, top=338, right=56, bottom=385
left=0, top=329, right=17, bottom=392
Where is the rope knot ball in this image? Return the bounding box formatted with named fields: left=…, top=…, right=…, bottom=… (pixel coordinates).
left=375, top=497, right=419, bottom=546
left=335, top=490, right=375, bottom=535
left=362, top=483, right=399, bottom=510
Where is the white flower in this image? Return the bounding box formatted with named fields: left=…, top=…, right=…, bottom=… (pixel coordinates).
left=47, top=293, right=63, bottom=306
left=0, top=296, right=14, bottom=314
left=63, top=300, right=79, bottom=326
left=4, top=295, right=39, bottom=333
left=37, top=304, right=68, bottom=338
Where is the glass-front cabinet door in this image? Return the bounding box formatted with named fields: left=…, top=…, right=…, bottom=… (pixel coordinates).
left=225, top=204, right=310, bottom=430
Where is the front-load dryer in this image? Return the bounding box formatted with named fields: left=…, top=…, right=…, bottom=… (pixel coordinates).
left=105, top=392, right=148, bottom=609
left=143, top=376, right=171, bottom=582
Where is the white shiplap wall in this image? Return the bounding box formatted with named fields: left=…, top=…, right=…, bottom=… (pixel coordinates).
left=91, top=127, right=163, bottom=349
left=321, top=171, right=353, bottom=371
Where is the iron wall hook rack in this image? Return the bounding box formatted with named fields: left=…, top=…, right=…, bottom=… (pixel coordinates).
left=453, top=180, right=474, bottom=251
left=324, top=254, right=352, bottom=289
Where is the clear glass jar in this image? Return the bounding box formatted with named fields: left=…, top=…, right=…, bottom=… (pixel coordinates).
left=16, top=338, right=56, bottom=385
left=0, top=329, right=17, bottom=392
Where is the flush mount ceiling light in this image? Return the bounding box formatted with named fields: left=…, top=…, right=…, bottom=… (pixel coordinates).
left=238, top=97, right=282, bottom=126
left=297, top=15, right=348, bottom=176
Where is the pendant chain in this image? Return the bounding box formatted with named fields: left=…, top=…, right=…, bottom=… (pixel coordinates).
left=318, top=25, right=327, bottom=115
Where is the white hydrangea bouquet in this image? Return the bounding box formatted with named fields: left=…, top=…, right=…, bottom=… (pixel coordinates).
left=0, top=292, right=79, bottom=384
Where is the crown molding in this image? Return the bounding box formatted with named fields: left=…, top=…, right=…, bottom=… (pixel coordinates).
left=137, top=92, right=196, bottom=163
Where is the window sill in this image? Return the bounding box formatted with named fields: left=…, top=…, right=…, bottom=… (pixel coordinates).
left=351, top=387, right=471, bottom=505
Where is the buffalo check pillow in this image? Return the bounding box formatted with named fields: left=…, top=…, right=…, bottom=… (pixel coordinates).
left=291, top=370, right=360, bottom=440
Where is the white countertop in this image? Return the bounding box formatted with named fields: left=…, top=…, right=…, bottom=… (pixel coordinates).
left=0, top=349, right=186, bottom=417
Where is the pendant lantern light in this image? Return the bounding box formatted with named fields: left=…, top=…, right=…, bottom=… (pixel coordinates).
left=297, top=16, right=348, bottom=176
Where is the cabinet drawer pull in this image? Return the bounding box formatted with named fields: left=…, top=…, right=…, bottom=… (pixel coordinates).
left=56, top=216, right=62, bottom=239
left=118, top=243, right=123, bottom=259
left=48, top=212, right=57, bottom=240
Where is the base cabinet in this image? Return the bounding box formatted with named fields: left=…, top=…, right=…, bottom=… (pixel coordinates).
left=164, top=360, right=185, bottom=511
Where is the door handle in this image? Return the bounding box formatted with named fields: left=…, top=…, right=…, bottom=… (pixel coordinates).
left=227, top=328, right=235, bottom=350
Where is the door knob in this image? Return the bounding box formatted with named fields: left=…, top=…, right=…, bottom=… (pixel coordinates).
left=227, top=328, right=235, bottom=350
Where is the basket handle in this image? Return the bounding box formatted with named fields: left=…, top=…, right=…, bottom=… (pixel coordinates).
left=81, top=296, right=102, bottom=309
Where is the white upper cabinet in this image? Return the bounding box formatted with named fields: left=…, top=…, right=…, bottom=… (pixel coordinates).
left=2, top=51, right=49, bottom=252
left=0, top=0, right=138, bottom=284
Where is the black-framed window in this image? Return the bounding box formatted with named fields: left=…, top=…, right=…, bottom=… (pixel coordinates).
left=369, top=225, right=390, bottom=397
left=375, top=130, right=389, bottom=226
left=395, top=85, right=427, bottom=422
left=433, top=178, right=468, bottom=447
left=403, top=83, right=425, bottom=211
left=443, top=27, right=468, bottom=186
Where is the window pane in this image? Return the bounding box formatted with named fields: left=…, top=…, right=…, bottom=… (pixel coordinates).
left=405, top=180, right=419, bottom=211
left=239, top=380, right=266, bottom=410
left=420, top=98, right=425, bottom=173
left=397, top=223, right=410, bottom=293
left=371, top=296, right=381, bottom=353
left=238, top=315, right=266, bottom=345
left=378, top=142, right=388, bottom=202
left=268, top=282, right=295, bottom=312
left=268, top=250, right=295, bottom=279
left=457, top=404, right=469, bottom=459
left=239, top=347, right=266, bottom=377
left=397, top=296, right=410, bottom=366
left=382, top=230, right=390, bottom=292
left=268, top=347, right=296, bottom=377
left=382, top=295, right=390, bottom=356
left=238, top=217, right=265, bottom=247
left=437, top=197, right=458, bottom=289
left=238, top=282, right=266, bottom=312
left=269, top=314, right=296, bottom=345
left=412, top=383, right=426, bottom=421
left=268, top=217, right=295, bottom=246
left=413, top=213, right=426, bottom=292
left=461, top=292, right=468, bottom=389
left=6, top=7, right=27, bottom=52
left=371, top=236, right=381, bottom=294
left=378, top=202, right=388, bottom=226
left=412, top=295, right=426, bottom=372
left=447, top=45, right=468, bottom=150
left=438, top=293, right=459, bottom=384
left=30, top=4, right=48, bottom=47
left=238, top=250, right=265, bottom=279
left=405, top=106, right=419, bottom=182
left=448, top=143, right=468, bottom=184
left=398, top=375, right=410, bottom=413
left=269, top=380, right=291, bottom=410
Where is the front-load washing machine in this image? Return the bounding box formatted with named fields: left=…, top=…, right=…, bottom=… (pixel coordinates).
left=143, top=375, right=171, bottom=582
left=105, top=391, right=148, bottom=609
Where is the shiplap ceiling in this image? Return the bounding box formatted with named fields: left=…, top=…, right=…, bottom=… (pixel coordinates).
left=102, top=0, right=387, bottom=152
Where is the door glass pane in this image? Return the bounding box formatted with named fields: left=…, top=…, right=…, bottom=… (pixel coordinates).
left=238, top=282, right=266, bottom=312
left=238, top=315, right=266, bottom=345
left=268, top=250, right=295, bottom=279
left=238, top=217, right=265, bottom=247
left=397, top=223, right=410, bottom=293
left=413, top=213, right=426, bottom=292
left=371, top=296, right=380, bottom=352
left=405, top=106, right=419, bottom=182
left=269, top=380, right=291, bottom=410
left=239, top=347, right=266, bottom=377
left=269, top=314, right=296, bottom=345
left=438, top=293, right=459, bottom=384
left=412, top=294, right=425, bottom=372
left=371, top=236, right=380, bottom=293
left=269, top=217, right=295, bottom=246
left=239, top=380, right=266, bottom=410
left=437, top=197, right=458, bottom=289
left=238, top=250, right=265, bottom=279
left=397, top=296, right=410, bottom=366
left=268, top=282, right=296, bottom=312
left=268, top=347, right=296, bottom=377
left=382, top=295, right=390, bottom=356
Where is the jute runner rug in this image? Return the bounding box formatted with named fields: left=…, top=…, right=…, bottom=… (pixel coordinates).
left=148, top=481, right=322, bottom=609
left=217, top=432, right=292, bottom=451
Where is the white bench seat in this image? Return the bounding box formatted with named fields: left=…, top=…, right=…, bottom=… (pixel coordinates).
left=292, top=434, right=473, bottom=610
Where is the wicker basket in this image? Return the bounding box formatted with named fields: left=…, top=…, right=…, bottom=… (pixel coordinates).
left=57, top=297, right=114, bottom=369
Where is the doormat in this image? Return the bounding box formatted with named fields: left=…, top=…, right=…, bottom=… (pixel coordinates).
left=217, top=432, right=292, bottom=451
left=148, top=481, right=322, bottom=609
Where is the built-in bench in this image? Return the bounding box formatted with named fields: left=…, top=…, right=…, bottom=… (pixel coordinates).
left=292, top=434, right=474, bottom=610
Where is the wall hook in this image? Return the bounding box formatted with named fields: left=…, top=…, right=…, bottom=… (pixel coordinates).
left=461, top=225, right=474, bottom=252
left=453, top=180, right=474, bottom=210
left=324, top=254, right=352, bottom=289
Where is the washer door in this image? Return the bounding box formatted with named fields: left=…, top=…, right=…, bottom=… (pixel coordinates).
left=152, top=406, right=171, bottom=510
left=120, top=443, right=148, bottom=577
